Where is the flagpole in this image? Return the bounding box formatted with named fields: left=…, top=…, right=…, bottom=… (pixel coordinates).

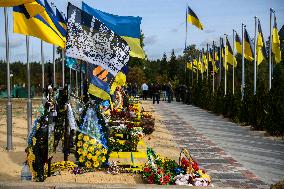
left=4, top=7, right=12, bottom=150
left=62, top=49, right=65, bottom=87
left=201, top=51, right=203, bottom=81
left=242, top=23, right=245, bottom=99
left=76, top=70, right=78, bottom=96
left=213, top=41, right=215, bottom=93
left=269, top=8, right=273, bottom=90
left=53, top=45, right=56, bottom=88
left=185, top=6, right=188, bottom=50
left=69, top=68, right=72, bottom=96
left=219, top=38, right=222, bottom=86
left=232, top=29, right=235, bottom=95
left=253, top=16, right=258, bottom=95
left=41, top=40, right=45, bottom=103
left=26, top=36, right=32, bottom=135
left=191, top=57, right=193, bottom=87
left=206, top=44, right=209, bottom=80
left=196, top=53, right=199, bottom=82
left=224, top=35, right=227, bottom=96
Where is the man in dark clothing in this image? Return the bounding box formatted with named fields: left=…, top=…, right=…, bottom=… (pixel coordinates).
left=152, top=83, right=161, bottom=104
left=166, top=82, right=173, bottom=103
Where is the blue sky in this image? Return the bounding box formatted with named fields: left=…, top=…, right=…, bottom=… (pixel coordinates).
left=0, top=0, right=283, bottom=62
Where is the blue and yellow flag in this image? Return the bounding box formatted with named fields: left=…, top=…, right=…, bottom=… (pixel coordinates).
left=0, top=0, right=34, bottom=7
left=244, top=28, right=254, bottom=62
left=272, top=15, right=281, bottom=64
left=56, top=8, right=67, bottom=29
left=13, top=2, right=65, bottom=48
left=257, top=20, right=266, bottom=65
left=43, top=0, right=66, bottom=39
left=235, top=32, right=242, bottom=55
left=226, top=37, right=237, bottom=67
left=82, top=2, right=145, bottom=59
left=187, top=6, right=203, bottom=30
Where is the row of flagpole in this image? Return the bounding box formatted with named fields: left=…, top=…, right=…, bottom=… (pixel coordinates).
left=186, top=8, right=280, bottom=99
left=3, top=6, right=76, bottom=150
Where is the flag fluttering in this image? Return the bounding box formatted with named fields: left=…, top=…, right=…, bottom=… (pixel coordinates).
left=13, top=1, right=65, bottom=48
left=235, top=32, right=242, bottom=55
left=257, top=20, right=266, bottom=65
left=244, top=28, right=254, bottom=61
left=56, top=8, right=67, bottom=29
left=66, top=3, right=130, bottom=76
left=226, top=38, right=237, bottom=67
left=82, top=2, right=145, bottom=59
left=272, top=15, right=281, bottom=64
left=0, top=0, right=34, bottom=7
left=187, top=6, right=203, bottom=30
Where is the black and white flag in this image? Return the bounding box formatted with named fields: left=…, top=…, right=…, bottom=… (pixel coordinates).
left=66, top=3, right=130, bottom=76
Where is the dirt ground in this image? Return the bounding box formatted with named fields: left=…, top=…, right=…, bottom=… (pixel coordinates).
left=0, top=99, right=180, bottom=184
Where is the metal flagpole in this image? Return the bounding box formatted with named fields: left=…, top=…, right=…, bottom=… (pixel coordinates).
left=62, top=49, right=65, bottom=87
left=212, top=41, right=215, bottom=93
left=4, top=8, right=12, bottom=150
left=191, top=57, right=193, bottom=87
left=185, top=6, right=188, bottom=50
left=206, top=44, right=209, bottom=80
left=41, top=40, right=45, bottom=103
left=224, top=35, right=227, bottom=96
left=196, top=53, right=198, bottom=82
left=53, top=45, right=56, bottom=87
left=201, top=50, right=204, bottom=81
left=76, top=71, right=78, bottom=96
left=232, top=30, right=235, bottom=95
left=69, top=68, right=72, bottom=95
left=241, top=23, right=245, bottom=99
left=253, top=16, right=258, bottom=95
left=219, top=38, right=222, bottom=86
left=269, top=8, right=273, bottom=90
left=26, top=36, right=32, bottom=135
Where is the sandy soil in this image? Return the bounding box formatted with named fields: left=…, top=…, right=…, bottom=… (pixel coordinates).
left=0, top=99, right=180, bottom=184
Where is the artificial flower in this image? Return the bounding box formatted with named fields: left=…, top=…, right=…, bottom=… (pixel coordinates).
left=83, top=135, right=89, bottom=142
left=92, top=156, right=98, bottom=162
left=77, top=141, right=82, bottom=147
left=79, top=156, right=85, bottom=163
left=77, top=148, right=83, bottom=155
left=85, top=161, right=92, bottom=168
left=83, top=143, right=89, bottom=150
left=97, top=144, right=103, bottom=149
left=87, top=153, right=93, bottom=160
left=93, top=161, right=99, bottom=168
left=101, top=148, right=107, bottom=154
left=101, top=156, right=106, bottom=162
left=88, top=146, right=94, bottom=152
left=89, top=139, right=96, bottom=145
left=78, top=133, right=83, bottom=140
left=82, top=151, right=88, bottom=157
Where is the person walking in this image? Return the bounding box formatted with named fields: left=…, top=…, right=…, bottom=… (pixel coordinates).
left=152, top=83, right=161, bottom=104
left=166, top=81, right=173, bottom=103
left=141, top=82, right=149, bottom=100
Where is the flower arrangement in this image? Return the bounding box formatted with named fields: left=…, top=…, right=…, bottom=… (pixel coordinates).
left=47, top=161, right=77, bottom=175
left=76, top=133, right=108, bottom=169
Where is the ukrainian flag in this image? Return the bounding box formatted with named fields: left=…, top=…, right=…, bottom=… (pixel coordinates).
left=88, top=64, right=112, bottom=100
left=13, top=3, right=65, bottom=48
left=187, top=6, right=203, bottom=30
left=226, top=38, right=237, bottom=67
left=244, top=28, right=254, bottom=62
left=272, top=15, right=281, bottom=64
left=43, top=0, right=66, bottom=39
left=257, top=20, right=266, bottom=65
left=235, top=32, right=242, bottom=55
left=56, top=8, right=67, bottom=29
left=0, top=0, right=34, bottom=7
left=202, top=53, right=208, bottom=71
left=82, top=2, right=145, bottom=59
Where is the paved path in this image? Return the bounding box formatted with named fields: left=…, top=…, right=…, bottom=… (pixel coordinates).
left=148, top=100, right=284, bottom=188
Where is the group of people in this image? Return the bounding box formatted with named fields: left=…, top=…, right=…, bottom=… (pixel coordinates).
left=140, top=82, right=174, bottom=104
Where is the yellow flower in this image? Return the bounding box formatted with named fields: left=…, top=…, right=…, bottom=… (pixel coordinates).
left=82, top=151, right=88, bottom=157
left=93, top=161, right=99, bottom=168
left=88, top=146, right=94, bottom=152
left=95, top=150, right=101, bottom=156
left=101, top=156, right=106, bottom=162
left=79, top=156, right=85, bottom=163
left=78, top=133, right=83, bottom=140
left=92, top=156, right=98, bottom=162
left=32, top=137, right=37, bottom=146
left=101, top=148, right=107, bottom=155
left=77, top=141, right=82, bottom=147
left=77, top=148, right=83, bottom=155
left=85, top=161, right=92, bottom=168
left=89, top=139, right=96, bottom=145
left=83, top=135, right=89, bottom=142
left=87, top=153, right=93, bottom=160
left=97, top=143, right=102, bottom=149
left=83, top=143, right=89, bottom=150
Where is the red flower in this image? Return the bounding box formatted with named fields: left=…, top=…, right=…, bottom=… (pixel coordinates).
left=192, top=161, right=199, bottom=171
left=144, top=167, right=151, bottom=173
